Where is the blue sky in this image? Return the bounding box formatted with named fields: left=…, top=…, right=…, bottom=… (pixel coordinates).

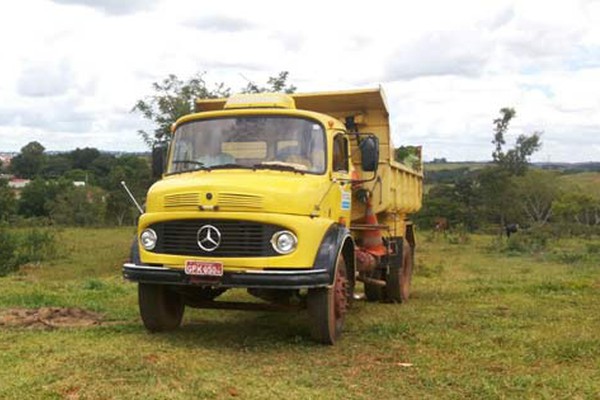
left=0, top=0, right=598, bottom=161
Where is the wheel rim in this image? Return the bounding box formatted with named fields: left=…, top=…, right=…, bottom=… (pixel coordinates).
left=333, top=265, right=348, bottom=320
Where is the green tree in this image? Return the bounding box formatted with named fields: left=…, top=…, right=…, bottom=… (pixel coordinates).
left=42, top=154, right=72, bottom=179
left=241, top=71, right=297, bottom=94
left=89, top=154, right=118, bottom=189
left=476, top=167, right=518, bottom=226
left=553, top=191, right=600, bottom=226
left=18, top=178, right=69, bottom=218
left=132, top=71, right=296, bottom=146
left=416, top=184, right=465, bottom=229
left=0, top=178, right=16, bottom=221
left=513, top=169, right=560, bottom=226
left=50, top=186, right=106, bottom=226
left=69, top=147, right=101, bottom=170
left=492, top=108, right=542, bottom=176
left=105, top=155, right=151, bottom=225
left=478, top=107, right=543, bottom=227
left=132, top=73, right=231, bottom=145
left=10, top=141, right=46, bottom=178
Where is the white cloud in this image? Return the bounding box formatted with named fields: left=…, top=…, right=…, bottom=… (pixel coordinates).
left=49, top=0, right=159, bottom=15
left=0, top=0, right=598, bottom=162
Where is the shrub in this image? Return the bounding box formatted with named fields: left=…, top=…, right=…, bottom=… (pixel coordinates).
left=19, top=229, right=58, bottom=264
left=490, top=226, right=551, bottom=254
left=0, top=228, right=20, bottom=276
left=585, top=242, right=600, bottom=254
left=0, top=227, right=58, bottom=276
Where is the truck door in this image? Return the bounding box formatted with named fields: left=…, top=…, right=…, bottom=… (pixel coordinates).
left=332, top=133, right=352, bottom=224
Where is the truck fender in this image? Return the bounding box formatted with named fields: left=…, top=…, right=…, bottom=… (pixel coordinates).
left=312, top=224, right=355, bottom=288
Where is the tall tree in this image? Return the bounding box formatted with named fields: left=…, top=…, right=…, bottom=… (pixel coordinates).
left=132, top=71, right=296, bottom=146
left=491, top=108, right=542, bottom=176
left=241, top=71, right=297, bottom=94
left=49, top=186, right=106, bottom=226
left=132, top=73, right=231, bottom=146
left=0, top=179, right=16, bottom=222
left=10, top=141, right=46, bottom=178
left=18, top=178, right=69, bottom=218
left=105, top=155, right=151, bottom=226
left=513, top=169, right=560, bottom=226
left=479, top=107, right=543, bottom=227
left=69, top=147, right=101, bottom=170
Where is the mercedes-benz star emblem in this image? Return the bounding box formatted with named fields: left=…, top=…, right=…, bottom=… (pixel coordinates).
left=197, top=225, right=221, bottom=252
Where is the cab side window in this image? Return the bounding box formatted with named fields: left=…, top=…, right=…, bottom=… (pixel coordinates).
left=333, top=134, right=349, bottom=172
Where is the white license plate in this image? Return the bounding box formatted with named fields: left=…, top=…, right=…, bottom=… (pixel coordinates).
left=184, top=260, right=223, bottom=276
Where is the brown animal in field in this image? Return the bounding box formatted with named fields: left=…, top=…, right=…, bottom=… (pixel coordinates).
left=434, top=217, right=449, bottom=232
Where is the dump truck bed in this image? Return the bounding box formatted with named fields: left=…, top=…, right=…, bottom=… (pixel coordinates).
left=291, top=89, right=423, bottom=223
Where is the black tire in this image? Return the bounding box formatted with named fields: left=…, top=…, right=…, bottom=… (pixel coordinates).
left=138, top=283, right=185, bottom=332
left=386, top=241, right=413, bottom=303
left=364, top=268, right=385, bottom=302
left=307, top=255, right=349, bottom=345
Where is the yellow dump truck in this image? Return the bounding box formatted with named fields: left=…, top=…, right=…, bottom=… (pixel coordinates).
left=123, top=88, right=423, bottom=344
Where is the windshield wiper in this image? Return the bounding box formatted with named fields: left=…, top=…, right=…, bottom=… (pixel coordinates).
left=253, top=163, right=306, bottom=173
left=171, top=160, right=205, bottom=166
left=209, top=163, right=253, bottom=170
left=166, top=160, right=208, bottom=175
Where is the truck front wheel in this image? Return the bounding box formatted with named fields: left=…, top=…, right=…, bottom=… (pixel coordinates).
left=138, top=283, right=185, bottom=332
left=307, top=254, right=349, bottom=345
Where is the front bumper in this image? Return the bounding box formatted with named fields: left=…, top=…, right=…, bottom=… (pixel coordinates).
left=122, top=263, right=331, bottom=289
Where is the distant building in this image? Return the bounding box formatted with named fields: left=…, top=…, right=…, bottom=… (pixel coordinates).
left=8, top=178, right=30, bottom=199
left=8, top=178, right=30, bottom=189
left=0, top=154, right=13, bottom=167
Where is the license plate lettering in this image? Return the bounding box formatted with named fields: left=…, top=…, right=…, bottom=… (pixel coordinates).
left=184, top=260, right=223, bottom=276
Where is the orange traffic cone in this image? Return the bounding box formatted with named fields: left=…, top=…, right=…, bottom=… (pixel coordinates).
left=362, top=198, right=387, bottom=256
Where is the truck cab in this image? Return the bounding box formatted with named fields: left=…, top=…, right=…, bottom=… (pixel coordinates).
left=123, top=88, right=422, bottom=344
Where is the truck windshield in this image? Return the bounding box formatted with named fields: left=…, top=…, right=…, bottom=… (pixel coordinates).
left=168, top=116, right=326, bottom=174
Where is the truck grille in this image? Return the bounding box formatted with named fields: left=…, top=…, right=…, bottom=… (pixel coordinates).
left=149, top=219, right=279, bottom=257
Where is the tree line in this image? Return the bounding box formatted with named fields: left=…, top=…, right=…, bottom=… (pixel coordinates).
left=2, top=71, right=597, bottom=235
left=416, top=109, right=600, bottom=236
left=0, top=142, right=151, bottom=226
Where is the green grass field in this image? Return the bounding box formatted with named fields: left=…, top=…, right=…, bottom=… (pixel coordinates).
left=559, top=172, right=600, bottom=197
left=1, top=228, right=599, bottom=399
left=424, top=162, right=489, bottom=172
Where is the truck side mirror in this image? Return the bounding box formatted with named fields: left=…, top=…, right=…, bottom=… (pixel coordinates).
left=152, top=141, right=168, bottom=178
left=359, top=135, right=379, bottom=172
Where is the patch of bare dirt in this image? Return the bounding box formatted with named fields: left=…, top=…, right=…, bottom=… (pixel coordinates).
left=0, top=307, right=102, bottom=329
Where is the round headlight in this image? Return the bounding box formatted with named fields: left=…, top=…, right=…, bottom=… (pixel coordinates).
left=271, top=230, right=297, bottom=255
left=140, top=228, right=157, bottom=250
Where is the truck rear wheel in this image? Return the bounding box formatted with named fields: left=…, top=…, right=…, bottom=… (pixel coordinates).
left=138, top=283, right=185, bottom=332
left=307, top=254, right=349, bottom=344
left=386, top=241, right=413, bottom=303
